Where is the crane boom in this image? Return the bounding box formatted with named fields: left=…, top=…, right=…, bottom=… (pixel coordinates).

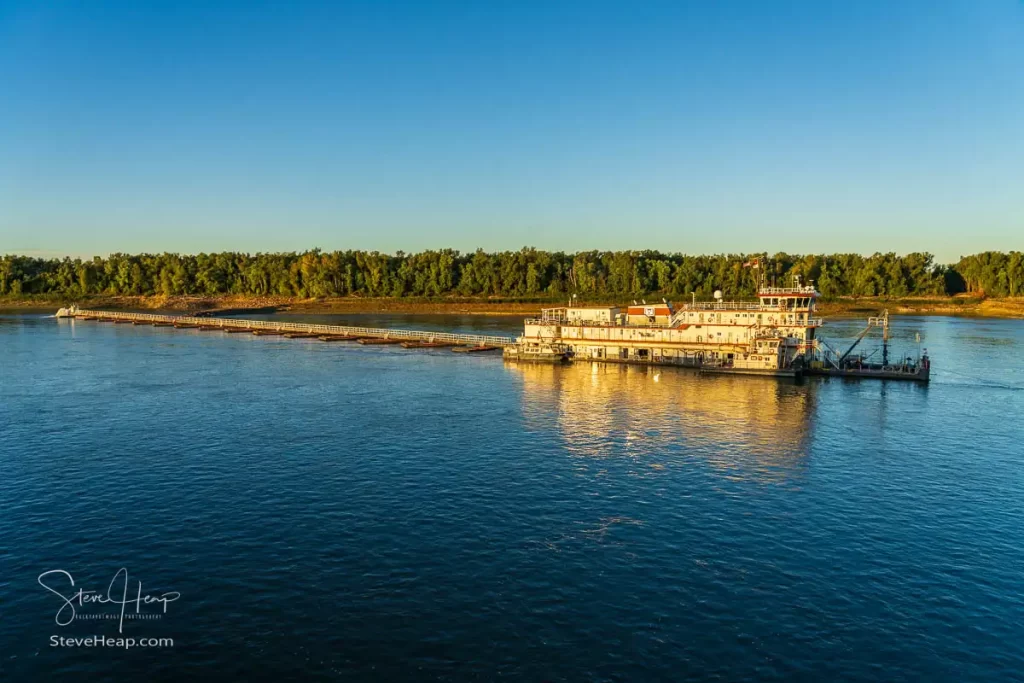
left=837, top=310, right=889, bottom=365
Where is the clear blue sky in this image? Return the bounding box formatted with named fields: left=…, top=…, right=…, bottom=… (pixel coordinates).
left=1, top=0, right=1021, bottom=264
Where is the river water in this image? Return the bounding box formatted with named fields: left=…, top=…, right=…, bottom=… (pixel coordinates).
left=1, top=313, right=1022, bottom=681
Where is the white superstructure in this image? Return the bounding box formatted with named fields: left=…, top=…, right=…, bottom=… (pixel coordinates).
left=506, top=277, right=822, bottom=376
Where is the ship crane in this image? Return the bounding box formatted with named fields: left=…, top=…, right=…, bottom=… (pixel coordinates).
left=837, top=310, right=890, bottom=365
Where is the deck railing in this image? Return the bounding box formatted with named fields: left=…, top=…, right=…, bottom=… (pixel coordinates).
left=757, top=286, right=819, bottom=295
left=679, top=302, right=765, bottom=311
left=524, top=318, right=671, bottom=328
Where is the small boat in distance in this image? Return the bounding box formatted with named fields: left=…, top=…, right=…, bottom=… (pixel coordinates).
left=55, top=304, right=80, bottom=318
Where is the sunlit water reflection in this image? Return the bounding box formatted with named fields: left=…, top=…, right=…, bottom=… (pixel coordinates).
left=1, top=313, right=1022, bottom=681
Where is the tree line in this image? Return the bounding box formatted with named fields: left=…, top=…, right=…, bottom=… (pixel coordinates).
left=0, top=249, right=1019, bottom=300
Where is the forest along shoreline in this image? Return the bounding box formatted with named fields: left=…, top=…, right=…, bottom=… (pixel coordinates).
left=4, top=250, right=1021, bottom=317
left=3, top=294, right=1024, bottom=319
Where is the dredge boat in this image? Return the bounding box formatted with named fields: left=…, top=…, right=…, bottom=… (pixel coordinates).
left=505, top=267, right=929, bottom=382
left=808, top=310, right=930, bottom=382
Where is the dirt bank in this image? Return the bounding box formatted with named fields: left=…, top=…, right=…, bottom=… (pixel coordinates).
left=4, top=294, right=1023, bottom=319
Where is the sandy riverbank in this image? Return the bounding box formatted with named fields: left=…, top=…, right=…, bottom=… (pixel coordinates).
left=3, top=294, right=1023, bottom=319
left=0, top=295, right=542, bottom=316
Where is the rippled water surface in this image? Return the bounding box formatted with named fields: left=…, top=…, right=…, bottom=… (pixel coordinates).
left=2, top=313, right=1023, bottom=681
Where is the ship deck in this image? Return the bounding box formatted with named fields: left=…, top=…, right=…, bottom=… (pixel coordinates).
left=805, top=367, right=929, bottom=382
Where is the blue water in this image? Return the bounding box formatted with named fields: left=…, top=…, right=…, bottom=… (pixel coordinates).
left=2, top=313, right=1023, bottom=681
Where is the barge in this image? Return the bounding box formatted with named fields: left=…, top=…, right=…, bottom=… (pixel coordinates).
left=807, top=310, right=930, bottom=382
left=505, top=266, right=929, bottom=382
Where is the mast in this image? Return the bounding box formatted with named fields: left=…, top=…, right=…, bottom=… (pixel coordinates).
left=882, top=310, right=889, bottom=366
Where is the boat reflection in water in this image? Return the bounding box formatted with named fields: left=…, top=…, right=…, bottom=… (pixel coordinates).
left=509, top=360, right=817, bottom=484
